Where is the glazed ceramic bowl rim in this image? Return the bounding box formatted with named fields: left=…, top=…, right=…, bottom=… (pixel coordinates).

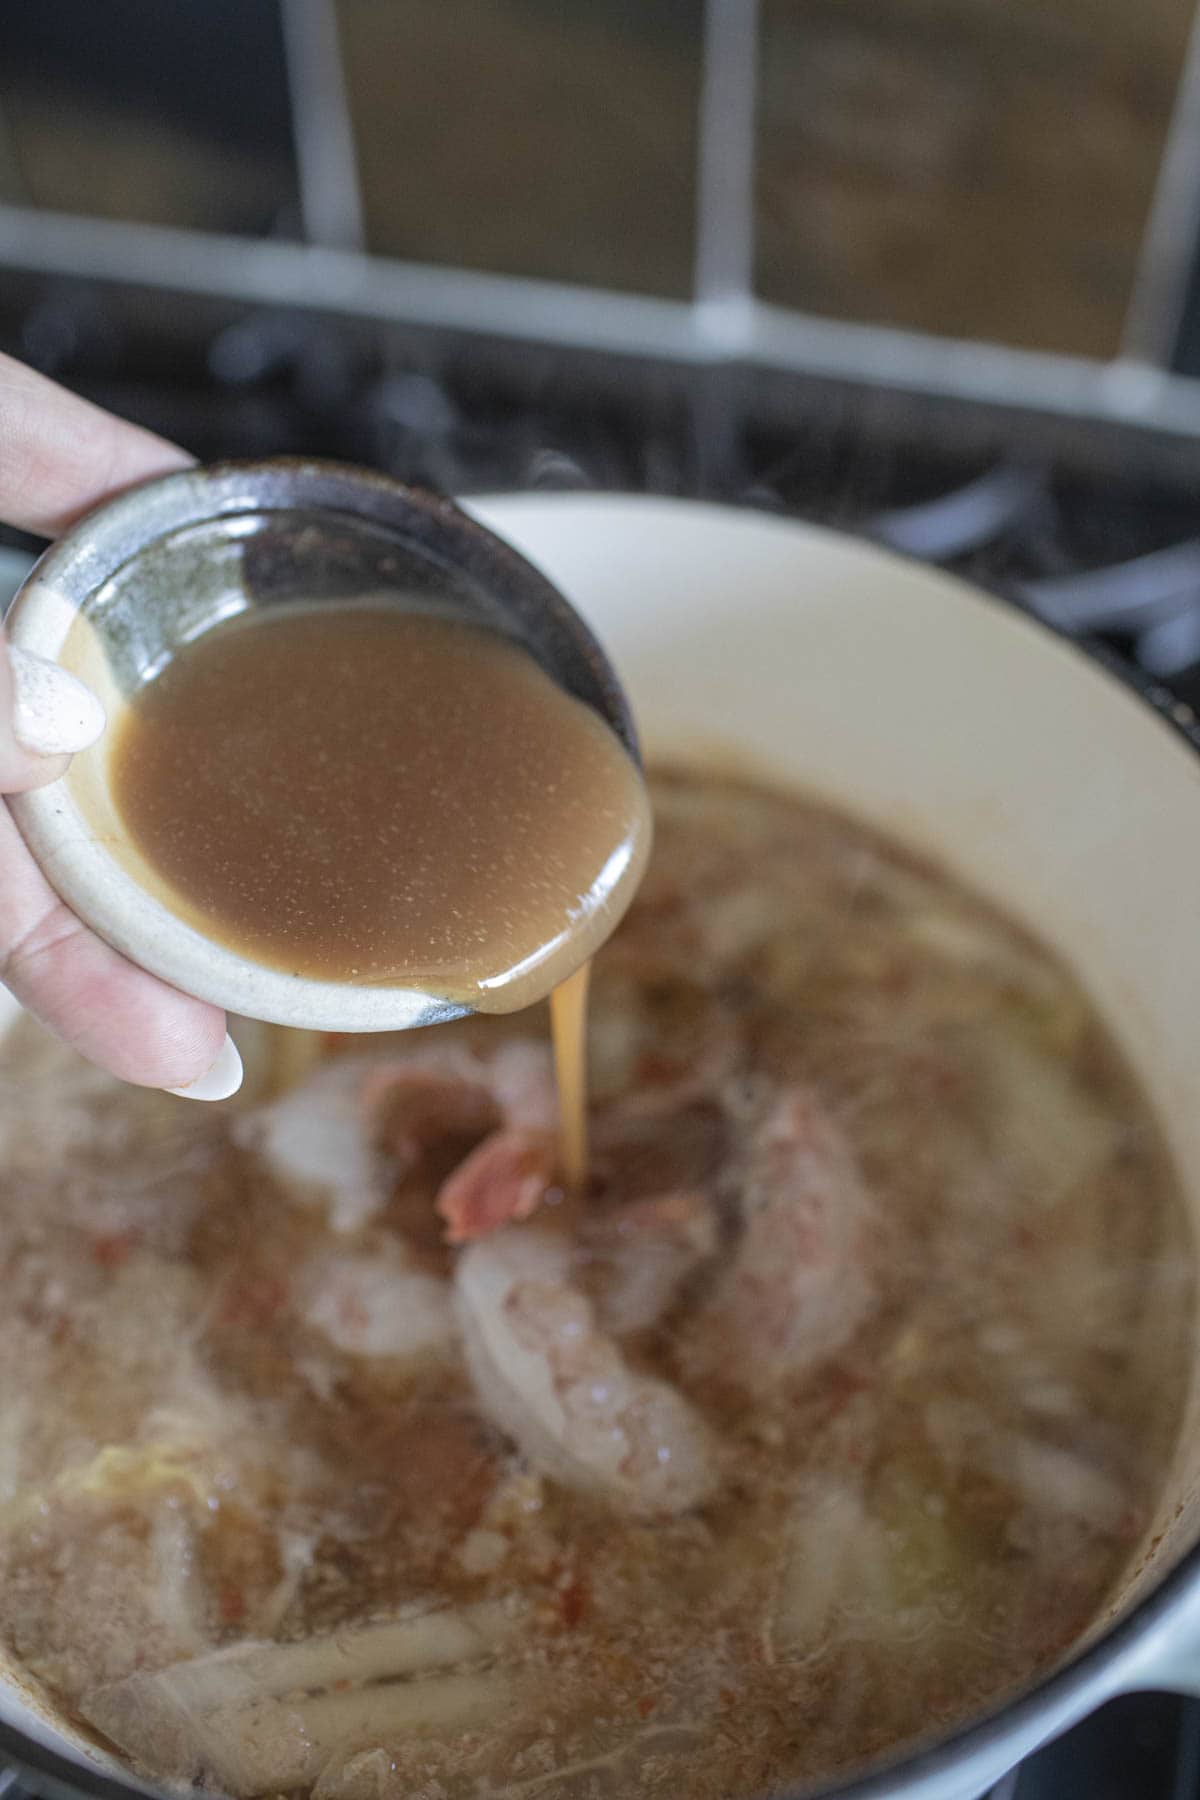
left=3, top=460, right=638, bottom=1033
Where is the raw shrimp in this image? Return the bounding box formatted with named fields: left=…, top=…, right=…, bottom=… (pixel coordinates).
left=455, top=1227, right=721, bottom=1516
left=436, top=1130, right=559, bottom=1246
left=235, top=1042, right=558, bottom=1239
left=682, top=1088, right=876, bottom=1394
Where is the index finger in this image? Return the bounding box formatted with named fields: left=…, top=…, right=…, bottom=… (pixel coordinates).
left=0, top=351, right=193, bottom=538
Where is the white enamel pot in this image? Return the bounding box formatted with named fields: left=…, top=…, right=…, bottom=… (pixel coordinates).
left=4, top=495, right=1200, bottom=1800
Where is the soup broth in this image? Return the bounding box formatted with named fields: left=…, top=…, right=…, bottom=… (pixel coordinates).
left=0, top=770, right=1190, bottom=1797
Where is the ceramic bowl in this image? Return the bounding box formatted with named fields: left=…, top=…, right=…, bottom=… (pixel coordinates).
left=3, top=460, right=637, bottom=1032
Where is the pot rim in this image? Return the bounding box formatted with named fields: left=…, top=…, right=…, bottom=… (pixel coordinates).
left=1, top=494, right=1199, bottom=1800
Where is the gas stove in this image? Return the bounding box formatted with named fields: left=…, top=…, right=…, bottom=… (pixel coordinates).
left=1, top=285, right=1199, bottom=1800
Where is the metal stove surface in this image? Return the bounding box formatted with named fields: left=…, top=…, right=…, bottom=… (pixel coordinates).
left=1, top=294, right=1199, bottom=1800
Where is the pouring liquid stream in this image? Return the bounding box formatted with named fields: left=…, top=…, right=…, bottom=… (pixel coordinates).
left=549, top=961, right=591, bottom=1193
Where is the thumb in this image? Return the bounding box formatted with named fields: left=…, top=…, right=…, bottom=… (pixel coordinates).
left=0, top=628, right=106, bottom=792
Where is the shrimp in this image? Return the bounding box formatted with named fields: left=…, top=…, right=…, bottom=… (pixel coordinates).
left=682, top=1088, right=875, bottom=1394
left=436, top=1130, right=559, bottom=1245
left=455, top=1227, right=720, bottom=1517
left=235, top=1041, right=558, bottom=1238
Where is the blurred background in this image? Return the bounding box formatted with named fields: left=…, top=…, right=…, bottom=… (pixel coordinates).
left=2, top=5, right=1200, bottom=1795
left=5, top=1, right=1200, bottom=664
left=8, top=0, right=1200, bottom=690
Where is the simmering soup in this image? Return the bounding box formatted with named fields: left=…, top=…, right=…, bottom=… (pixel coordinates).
left=0, top=771, right=1190, bottom=1797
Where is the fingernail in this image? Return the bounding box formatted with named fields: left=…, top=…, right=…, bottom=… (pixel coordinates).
left=167, top=1033, right=243, bottom=1102
left=9, top=646, right=106, bottom=757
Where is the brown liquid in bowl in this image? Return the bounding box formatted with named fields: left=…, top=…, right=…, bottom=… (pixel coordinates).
left=109, top=605, right=651, bottom=1015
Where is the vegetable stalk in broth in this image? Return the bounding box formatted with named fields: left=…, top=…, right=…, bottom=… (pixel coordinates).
left=0, top=771, right=1190, bottom=1799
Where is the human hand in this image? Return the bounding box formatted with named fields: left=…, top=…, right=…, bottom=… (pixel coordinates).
left=0, top=351, right=241, bottom=1098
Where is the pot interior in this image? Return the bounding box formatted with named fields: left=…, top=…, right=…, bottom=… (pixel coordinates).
left=470, top=497, right=1200, bottom=1639
left=3, top=496, right=1200, bottom=1789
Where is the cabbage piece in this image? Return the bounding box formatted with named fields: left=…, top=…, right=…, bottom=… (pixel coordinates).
left=971, top=1024, right=1123, bottom=1206
left=769, top=1471, right=979, bottom=1662
left=233, top=1057, right=393, bottom=1233
left=82, top=1602, right=516, bottom=1795
left=768, top=1479, right=887, bottom=1660
left=88, top=1670, right=513, bottom=1796
left=1006, top=1436, right=1127, bottom=1531
left=926, top=1400, right=1127, bottom=1533
left=85, top=1601, right=510, bottom=1713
